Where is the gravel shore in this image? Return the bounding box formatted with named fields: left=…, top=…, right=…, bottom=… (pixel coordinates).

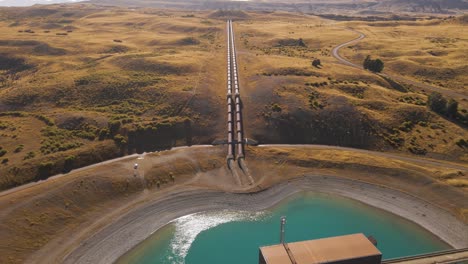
left=63, top=175, right=468, bottom=264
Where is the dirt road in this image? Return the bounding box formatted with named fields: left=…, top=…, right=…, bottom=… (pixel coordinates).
left=332, top=29, right=468, bottom=100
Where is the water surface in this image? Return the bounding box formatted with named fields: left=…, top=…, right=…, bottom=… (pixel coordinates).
left=119, top=192, right=450, bottom=264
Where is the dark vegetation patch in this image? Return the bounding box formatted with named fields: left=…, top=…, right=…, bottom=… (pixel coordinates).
left=258, top=96, right=376, bottom=148
left=78, top=82, right=138, bottom=105
left=209, top=10, right=249, bottom=19
left=174, top=37, right=200, bottom=45
left=32, top=43, right=67, bottom=56
left=273, top=38, right=306, bottom=47
left=159, top=23, right=220, bottom=34
left=147, top=39, right=160, bottom=46
left=337, top=85, right=366, bottom=99
left=0, top=40, right=67, bottom=56
left=262, top=67, right=320, bottom=77
left=1, top=89, right=40, bottom=106
left=0, top=143, right=120, bottom=190
left=359, top=100, right=389, bottom=111
left=427, top=50, right=449, bottom=56
left=395, top=105, right=431, bottom=124
left=413, top=65, right=467, bottom=81
left=124, top=118, right=191, bottom=153
left=71, top=72, right=164, bottom=106
left=380, top=75, right=408, bottom=92
left=41, top=23, right=63, bottom=29
left=103, top=45, right=130, bottom=53
left=21, top=8, right=58, bottom=17
left=316, top=14, right=418, bottom=22
left=398, top=95, right=426, bottom=106
left=63, top=25, right=77, bottom=31
left=0, top=54, right=34, bottom=73
left=427, top=92, right=467, bottom=126
left=0, top=40, right=42, bottom=46
left=113, top=57, right=193, bottom=75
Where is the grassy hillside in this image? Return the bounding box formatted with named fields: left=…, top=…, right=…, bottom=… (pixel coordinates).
left=342, top=17, right=468, bottom=94
left=0, top=5, right=226, bottom=190
left=0, top=5, right=466, bottom=190
left=234, top=12, right=467, bottom=159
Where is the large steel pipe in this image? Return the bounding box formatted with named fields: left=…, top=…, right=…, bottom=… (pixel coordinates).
left=226, top=20, right=234, bottom=159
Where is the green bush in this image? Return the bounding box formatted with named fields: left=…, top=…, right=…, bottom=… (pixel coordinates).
left=33, top=114, right=55, bottom=126
left=98, top=128, right=110, bottom=140
left=446, top=99, right=458, bottom=118
left=63, top=155, right=76, bottom=172
left=0, top=149, right=6, bottom=157
left=24, top=151, right=35, bottom=160
left=312, top=59, right=321, bottom=67
left=399, top=121, right=414, bottom=132
left=363, top=55, right=384, bottom=73
left=38, top=162, right=54, bottom=179
left=456, top=139, right=468, bottom=148
left=72, top=130, right=96, bottom=140
left=14, top=144, right=24, bottom=153
left=427, top=92, right=447, bottom=114
left=408, top=146, right=427, bottom=155
left=108, top=120, right=121, bottom=136
left=271, top=103, right=282, bottom=112
left=113, top=134, right=127, bottom=148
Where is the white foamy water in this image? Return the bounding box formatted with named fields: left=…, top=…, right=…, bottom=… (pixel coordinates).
left=167, top=210, right=266, bottom=263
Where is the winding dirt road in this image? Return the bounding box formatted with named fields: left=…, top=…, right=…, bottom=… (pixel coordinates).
left=332, top=28, right=468, bottom=100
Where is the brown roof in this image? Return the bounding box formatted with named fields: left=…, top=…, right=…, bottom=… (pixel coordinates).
left=260, top=233, right=382, bottom=264
left=261, top=244, right=293, bottom=264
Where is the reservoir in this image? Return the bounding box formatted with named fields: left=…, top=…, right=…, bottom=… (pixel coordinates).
left=118, top=192, right=450, bottom=264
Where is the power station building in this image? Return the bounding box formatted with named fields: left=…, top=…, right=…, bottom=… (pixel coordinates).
left=259, top=233, right=382, bottom=264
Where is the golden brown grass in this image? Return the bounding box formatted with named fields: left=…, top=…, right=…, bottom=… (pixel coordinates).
left=233, top=12, right=467, bottom=160
left=0, top=6, right=227, bottom=188
left=0, top=6, right=466, bottom=191
left=341, top=19, right=468, bottom=94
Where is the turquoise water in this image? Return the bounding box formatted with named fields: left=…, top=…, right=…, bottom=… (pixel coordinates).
left=119, top=192, right=450, bottom=264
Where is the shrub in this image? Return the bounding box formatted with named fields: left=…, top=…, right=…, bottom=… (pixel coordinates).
left=1, top=158, right=8, bottom=164
left=24, top=151, right=36, bottom=160
left=63, top=155, right=75, bottom=172
left=33, top=114, right=55, bottom=126
left=427, top=92, right=447, bottom=114
left=456, top=139, right=468, bottom=148
left=446, top=99, right=458, bottom=118
left=363, top=55, right=384, bottom=73
left=98, top=128, right=110, bottom=140
left=14, top=144, right=24, bottom=153
left=108, top=120, right=121, bottom=136
left=312, top=59, right=321, bottom=67
left=0, top=54, right=33, bottom=73
left=408, top=146, right=427, bottom=155
left=399, top=121, right=414, bottom=132
left=73, top=130, right=96, bottom=140
left=0, top=149, right=6, bottom=157
left=271, top=103, right=282, bottom=112
left=38, top=162, right=54, bottom=179
left=113, top=134, right=127, bottom=148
